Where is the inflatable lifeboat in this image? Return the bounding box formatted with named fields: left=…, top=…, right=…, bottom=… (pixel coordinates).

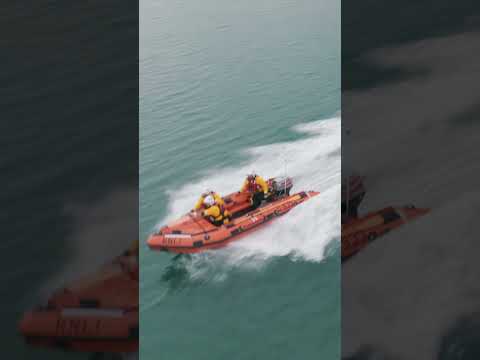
left=147, top=177, right=319, bottom=253
left=342, top=205, right=429, bottom=261
left=19, top=242, right=139, bottom=355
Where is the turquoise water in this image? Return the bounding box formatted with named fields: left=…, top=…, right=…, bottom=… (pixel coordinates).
left=140, top=0, right=340, bottom=359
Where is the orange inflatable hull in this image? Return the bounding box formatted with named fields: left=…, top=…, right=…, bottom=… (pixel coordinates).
left=342, top=205, right=429, bottom=261
left=148, top=190, right=319, bottom=253
left=19, top=250, right=138, bottom=354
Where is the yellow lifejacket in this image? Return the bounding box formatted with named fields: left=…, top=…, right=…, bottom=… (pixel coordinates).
left=194, top=192, right=224, bottom=210
left=203, top=205, right=231, bottom=223
left=241, top=175, right=269, bottom=194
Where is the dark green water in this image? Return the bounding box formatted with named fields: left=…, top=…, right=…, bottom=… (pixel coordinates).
left=140, top=0, right=340, bottom=359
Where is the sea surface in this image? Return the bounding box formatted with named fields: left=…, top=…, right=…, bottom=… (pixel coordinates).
left=140, top=0, right=340, bottom=359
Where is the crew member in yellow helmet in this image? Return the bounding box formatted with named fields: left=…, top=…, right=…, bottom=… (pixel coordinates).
left=202, top=195, right=231, bottom=226
left=193, top=190, right=224, bottom=211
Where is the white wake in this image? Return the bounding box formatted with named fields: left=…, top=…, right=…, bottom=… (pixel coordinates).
left=155, top=116, right=340, bottom=274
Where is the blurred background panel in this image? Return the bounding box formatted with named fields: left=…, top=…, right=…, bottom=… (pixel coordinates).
left=1, top=0, right=138, bottom=359
left=342, top=1, right=480, bottom=359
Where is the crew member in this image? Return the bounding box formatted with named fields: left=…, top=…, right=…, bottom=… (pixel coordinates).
left=202, top=195, right=231, bottom=226
left=193, top=190, right=224, bottom=211
left=241, top=173, right=269, bottom=209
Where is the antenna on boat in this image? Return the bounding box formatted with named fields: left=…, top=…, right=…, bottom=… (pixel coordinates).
left=282, top=148, right=288, bottom=195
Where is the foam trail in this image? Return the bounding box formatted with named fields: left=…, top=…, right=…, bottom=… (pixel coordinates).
left=155, top=116, right=340, bottom=275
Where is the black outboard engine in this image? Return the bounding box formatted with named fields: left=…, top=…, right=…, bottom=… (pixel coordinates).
left=269, top=176, right=293, bottom=198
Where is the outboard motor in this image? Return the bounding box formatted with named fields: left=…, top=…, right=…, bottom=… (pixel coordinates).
left=269, top=176, right=293, bottom=198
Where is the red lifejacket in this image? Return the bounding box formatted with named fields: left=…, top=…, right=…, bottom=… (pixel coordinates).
left=247, top=178, right=261, bottom=192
